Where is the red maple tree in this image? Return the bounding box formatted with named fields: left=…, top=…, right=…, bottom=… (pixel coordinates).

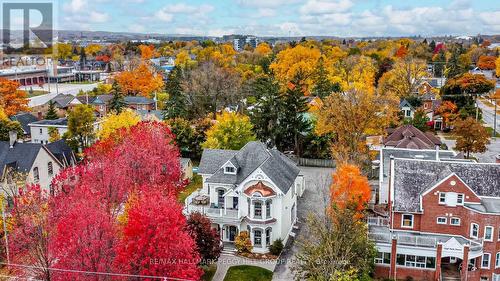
left=115, top=190, right=203, bottom=280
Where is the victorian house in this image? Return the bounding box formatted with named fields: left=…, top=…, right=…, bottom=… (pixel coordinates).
left=184, top=141, right=305, bottom=253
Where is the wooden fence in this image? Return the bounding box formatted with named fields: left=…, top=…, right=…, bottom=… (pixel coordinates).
left=297, top=158, right=336, bottom=168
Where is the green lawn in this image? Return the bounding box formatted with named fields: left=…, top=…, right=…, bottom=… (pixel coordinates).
left=178, top=174, right=202, bottom=203
left=201, top=264, right=217, bottom=281
left=27, top=90, right=49, bottom=98
left=223, top=265, right=273, bottom=281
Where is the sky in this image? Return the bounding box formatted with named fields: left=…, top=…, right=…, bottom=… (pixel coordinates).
left=45, top=0, right=500, bottom=36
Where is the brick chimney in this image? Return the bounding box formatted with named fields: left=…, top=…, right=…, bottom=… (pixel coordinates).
left=9, top=131, right=17, bottom=148
left=37, top=111, right=43, bottom=120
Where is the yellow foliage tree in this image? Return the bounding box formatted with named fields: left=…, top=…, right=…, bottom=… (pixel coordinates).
left=329, top=55, right=377, bottom=94
left=202, top=111, right=256, bottom=150
left=378, top=57, right=428, bottom=98
left=316, top=88, right=398, bottom=165
left=270, top=45, right=321, bottom=91
left=255, top=43, right=272, bottom=56
left=175, top=50, right=194, bottom=67
left=0, top=107, right=7, bottom=121
left=496, top=56, right=500, bottom=77
left=85, top=44, right=102, bottom=57
left=98, top=109, right=141, bottom=140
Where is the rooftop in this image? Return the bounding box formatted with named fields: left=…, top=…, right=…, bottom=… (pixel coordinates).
left=384, top=125, right=441, bottom=150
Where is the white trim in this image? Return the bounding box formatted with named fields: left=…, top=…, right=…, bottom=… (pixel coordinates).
left=437, top=217, right=447, bottom=225
left=401, top=214, right=414, bottom=228
left=496, top=252, right=500, bottom=268
left=482, top=253, right=491, bottom=269
left=485, top=226, right=494, bottom=242
left=471, top=223, right=480, bottom=239
left=450, top=217, right=461, bottom=226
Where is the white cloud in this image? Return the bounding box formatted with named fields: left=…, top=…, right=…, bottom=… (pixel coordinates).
left=300, top=0, right=353, bottom=15
left=154, top=3, right=214, bottom=23
left=89, top=11, right=110, bottom=23
left=237, top=0, right=301, bottom=8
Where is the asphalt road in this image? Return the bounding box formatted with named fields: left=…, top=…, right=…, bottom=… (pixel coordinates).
left=477, top=99, right=500, bottom=134
left=28, top=83, right=99, bottom=107
left=272, top=166, right=334, bottom=281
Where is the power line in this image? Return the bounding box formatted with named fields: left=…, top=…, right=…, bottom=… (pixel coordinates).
left=0, top=262, right=195, bottom=281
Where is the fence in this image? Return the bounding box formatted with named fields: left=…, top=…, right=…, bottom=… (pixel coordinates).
left=297, top=158, right=336, bottom=168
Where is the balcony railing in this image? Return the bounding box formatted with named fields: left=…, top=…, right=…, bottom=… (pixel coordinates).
left=369, top=232, right=437, bottom=248
left=205, top=207, right=239, bottom=219
left=367, top=216, right=389, bottom=227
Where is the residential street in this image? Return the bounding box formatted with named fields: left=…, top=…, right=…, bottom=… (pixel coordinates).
left=477, top=99, right=500, bottom=134
left=272, top=166, right=334, bottom=281
left=28, top=83, right=99, bottom=107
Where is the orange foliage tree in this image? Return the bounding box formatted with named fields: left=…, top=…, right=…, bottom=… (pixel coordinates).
left=394, top=45, right=408, bottom=58
left=330, top=164, right=371, bottom=214
left=435, top=101, right=458, bottom=126
left=138, top=44, right=158, bottom=60
left=115, top=63, right=164, bottom=97
left=0, top=78, right=29, bottom=116
left=477, top=55, right=496, bottom=70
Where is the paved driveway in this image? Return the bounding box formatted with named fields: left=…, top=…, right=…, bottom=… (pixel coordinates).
left=272, top=166, right=334, bottom=281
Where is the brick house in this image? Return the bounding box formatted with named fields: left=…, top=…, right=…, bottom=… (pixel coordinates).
left=370, top=158, right=500, bottom=281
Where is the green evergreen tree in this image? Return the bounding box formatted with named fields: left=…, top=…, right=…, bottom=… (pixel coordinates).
left=434, top=50, right=446, bottom=77
left=276, top=73, right=311, bottom=155
left=429, top=40, right=436, bottom=53
left=109, top=82, right=126, bottom=113
left=45, top=101, right=58, bottom=120
left=312, top=58, right=337, bottom=98
left=163, top=66, right=187, bottom=119
left=249, top=76, right=282, bottom=148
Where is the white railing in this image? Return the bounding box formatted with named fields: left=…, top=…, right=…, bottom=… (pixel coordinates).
left=369, top=232, right=437, bottom=248
left=367, top=216, right=389, bottom=227
left=205, top=207, right=239, bottom=219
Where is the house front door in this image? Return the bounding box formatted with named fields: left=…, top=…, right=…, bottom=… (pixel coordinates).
left=229, top=226, right=237, bottom=241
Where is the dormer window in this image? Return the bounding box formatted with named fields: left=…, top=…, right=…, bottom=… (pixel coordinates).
left=225, top=166, right=235, bottom=174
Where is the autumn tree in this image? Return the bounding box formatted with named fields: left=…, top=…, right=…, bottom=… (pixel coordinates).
left=108, top=82, right=126, bottom=113
left=293, top=203, right=375, bottom=280
left=202, top=111, right=256, bottom=150
left=183, top=61, right=241, bottom=119
left=496, top=57, right=500, bottom=77
left=378, top=57, right=428, bottom=98
left=45, top=101, right=58, bottom=120
left=330, top=164, right=371, bottom=214
left=329, top=55, right=377, bottom=94
left=115, top=63, right=164, bottom=97
left=406, top=108, right=431, bottom=132
left=0, top=119, right=23, bottom=141
left=186, top=212, right=222, bottom=265
left=255, top=42, right=272, bottom=56
left=115, top=190, right=202, bottom=280
left=97, top=109, right=141, bottom=140
left=270, top=45, right=321, bottom=91
left=453, top=117, right=490, bottom=158
left=0, top=78, right=29, bottom=116
left=441, top=73, right=495, bottom=111
left=48, top=127, right=61, bottom=142
left=316, top=89, right=398, bottom=166
left=312, top=57, right=339, bottom=98
left=435, top=101, right=458, bottom=129
left=65, top=104, right=96, bottom=150
left=477, top=55, right=496, bottom=70
left=165, top=117, right=195, bottom=157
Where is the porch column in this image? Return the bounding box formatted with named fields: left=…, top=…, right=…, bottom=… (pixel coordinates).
left=461, top=245, right=469, bottom=281
left=220, top=224, right=224, bottom=241
left=435, top=243, right=443, bottom=281
left=390, top=236, right=397, bottom=279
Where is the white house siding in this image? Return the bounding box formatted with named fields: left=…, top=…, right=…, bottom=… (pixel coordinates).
left=30, top=126, right=68, bottom=144
left=28, top=148, right=62, bottom=192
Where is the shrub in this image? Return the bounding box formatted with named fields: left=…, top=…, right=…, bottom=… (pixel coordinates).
left=234, top=231, right=253, bottom=253
left=268, top=238, right=284, bottom=255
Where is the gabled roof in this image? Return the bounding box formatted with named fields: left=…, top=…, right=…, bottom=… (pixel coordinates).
left=45, top=140, right=75, bottom=167
left=384, top=125, right=441, bottom=149
left=0, top=142, right=42, bottom=178
left=200, top=141, right=300, bottom=193
left=29, top=118, right=68, bottom=127
left=10, top=112, right=38, bottom=135
left=393, top=159, right=500, bottom=212
left=49, top=94, right=78, bottom=108
left=399, top=99, right=414, bottom=109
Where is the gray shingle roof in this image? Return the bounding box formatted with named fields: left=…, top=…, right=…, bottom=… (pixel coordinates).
left=0, top=142, right=42, bottom=178
left=29, top=118, right=68, bottom=126
left=10, top=112, right=38, bottom=135
left=200, top=141, right=300, bottom=193
left=45, top=140, right=75, bottom=166
left=124, top=96, right=155, bottom=105
left=393, top=159, right=500, bottom=212
left=50, top=94, right=76, bottom=108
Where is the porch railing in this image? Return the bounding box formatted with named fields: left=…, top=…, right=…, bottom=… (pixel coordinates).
left=369, top=232, right=437, bottom=248
left=367, top=216, right=390, bottom=227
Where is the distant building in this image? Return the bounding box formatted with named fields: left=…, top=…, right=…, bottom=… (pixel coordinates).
left=28, top=117, right=100, bottom=144
left=245, top=36, right=259, bottom=48
left=233, top=38, right=244, bottom=51
left=384, top=125, right=442, bottom=150
left=400, top=99, right=415, bottom=119
left=0, top=66, right=48, bottom=86
left=9, top=112, right=39, bottom=140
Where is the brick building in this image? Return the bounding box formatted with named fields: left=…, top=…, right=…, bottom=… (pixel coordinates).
left=370, top=158, right=500, bottom=281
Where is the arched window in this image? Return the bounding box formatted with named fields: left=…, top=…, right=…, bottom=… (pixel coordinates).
left=254, top=201, right=262, bottom=218
left=266, top=228, right=272, bottom=246
left=48, top=161, right=53, bottom=176
left=254, top=229, right=262, bottom=246
left=266, top=200, right=272, bottom=218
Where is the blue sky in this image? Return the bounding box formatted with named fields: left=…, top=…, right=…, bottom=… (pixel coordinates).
left=56, top=0, right=500, bottom=36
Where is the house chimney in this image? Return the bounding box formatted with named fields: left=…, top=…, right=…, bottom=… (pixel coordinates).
left=496, top=154, right=500, bottom=164
left=435, top=145, right=440, bottom=161
left=9, top=131, right=17, bottom=148
left=37, top=111, right=43, bottom=120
